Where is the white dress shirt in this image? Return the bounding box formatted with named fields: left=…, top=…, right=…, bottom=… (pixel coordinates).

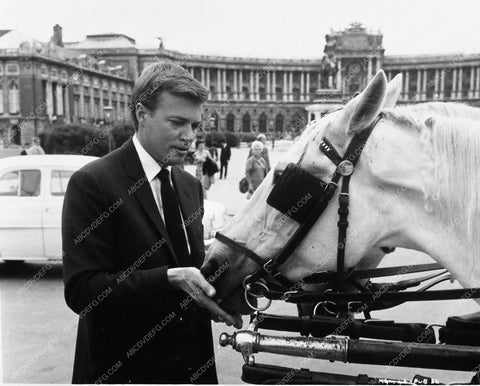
left=132, top=134, right=191, bottom=253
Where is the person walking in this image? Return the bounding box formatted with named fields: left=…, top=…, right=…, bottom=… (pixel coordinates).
left=194, top=140, right=215, bottom=197
left=219, top=140, right=231, bottom=179
left=247, top=133, right=270, bottom=172
left=62, top=62, right=240, bottom=384
left=245, top=140, right=268, bottom=199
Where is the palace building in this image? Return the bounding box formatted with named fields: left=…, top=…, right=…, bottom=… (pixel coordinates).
left=1, top=22, right=480, bottom=145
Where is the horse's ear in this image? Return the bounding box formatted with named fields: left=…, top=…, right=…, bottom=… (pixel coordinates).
left=383, top=73, right=402, bottom=108
left=338, top=71, right=387, bottom=134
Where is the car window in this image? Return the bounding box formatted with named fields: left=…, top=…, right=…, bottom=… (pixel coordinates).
left=51, top=170, right=74, bottom=196
left=0, top=171, right=19, bottom=196
left=0, top=169, right=41, bottom=196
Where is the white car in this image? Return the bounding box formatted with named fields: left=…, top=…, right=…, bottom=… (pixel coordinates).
left=0, top=155, right=227, bottom=262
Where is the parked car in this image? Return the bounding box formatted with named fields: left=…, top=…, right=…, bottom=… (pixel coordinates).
left=0, top=155, right=228, bottom=262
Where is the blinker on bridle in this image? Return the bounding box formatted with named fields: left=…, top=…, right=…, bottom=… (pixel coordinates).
left=215, top=113, right=385, bottom=310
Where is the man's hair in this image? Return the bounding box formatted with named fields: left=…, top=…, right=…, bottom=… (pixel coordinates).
left=130, top=61, right=209, bottom=130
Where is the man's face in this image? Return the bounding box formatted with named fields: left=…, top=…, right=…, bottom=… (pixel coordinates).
left=137, top=91, right=202, bottom=166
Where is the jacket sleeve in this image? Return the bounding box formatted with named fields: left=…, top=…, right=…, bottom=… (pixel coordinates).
left=62, top=170, right=172, bottom=315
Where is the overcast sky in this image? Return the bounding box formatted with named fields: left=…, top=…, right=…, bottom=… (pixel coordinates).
left=1, top=0, right=479, bottom=58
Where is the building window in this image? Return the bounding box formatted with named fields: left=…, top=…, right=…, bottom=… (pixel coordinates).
left=8, top=82, right=20, bottom=114
left=258, top=113, right=267, bottom=133
left=226, top=113, right=235, bottom=132
left=259, top=87, right=266, bottom=100
left=275, top=114, right=284, bottom=132
left=242, top=113, right=251, bottom=132
left=276, top=87, right=283, bottom=101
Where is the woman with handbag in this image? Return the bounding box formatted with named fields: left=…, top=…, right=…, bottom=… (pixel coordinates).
left=245, top=140, right=268, bottom=199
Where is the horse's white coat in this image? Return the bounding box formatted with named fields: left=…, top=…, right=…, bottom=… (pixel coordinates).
left=205, top=71, right=480, bottom=310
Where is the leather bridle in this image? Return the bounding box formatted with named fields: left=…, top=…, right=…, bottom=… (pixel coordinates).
left=215, top=113, right=384, bottom=304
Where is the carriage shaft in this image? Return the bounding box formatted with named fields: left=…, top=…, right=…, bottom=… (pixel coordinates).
left=220, top=331, right=480, bottom=371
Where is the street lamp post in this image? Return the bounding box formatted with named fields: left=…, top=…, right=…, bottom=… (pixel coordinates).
left=103, top=106, right=113, bottom=152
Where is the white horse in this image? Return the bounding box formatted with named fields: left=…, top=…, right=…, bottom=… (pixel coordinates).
left=204, top=70, right=480, bottom=314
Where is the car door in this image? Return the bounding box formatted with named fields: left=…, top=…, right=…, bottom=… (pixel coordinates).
left=42, top=168, right=75, bottom=259
left=0, top=167, right=44, bottom=259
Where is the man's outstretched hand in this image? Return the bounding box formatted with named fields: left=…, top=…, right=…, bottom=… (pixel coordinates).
left=167, top=267, right=243, bottom=329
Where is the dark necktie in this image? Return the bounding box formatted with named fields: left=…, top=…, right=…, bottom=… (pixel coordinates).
left=158, top=169, right=190, bottom=266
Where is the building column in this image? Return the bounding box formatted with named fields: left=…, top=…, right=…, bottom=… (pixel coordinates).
left=476, top=67, right=480, bottom=98
left=469, top=66, right=475, bottom=99
left=375, top=57, right=380, bottom=73
left=217, top=69, right=222, bottom=100
left=317, top=72, right=321, bottom=89
left=405, top=71, right=410, bottom=101
left=289, top=71, right=293, bottom=101
left=434, top=69, right=439, bottom=100
left=300, top=72, right=305, bottom=101
left=422, top=69, right=427, bottom=101
left=206, top=69, right=211, bottom=94
left=201, top=68, right=205, bottom=85
left=440, top=68, right=445, bottom=100
left=79, top=83, right=84, bottom=118
left=239, top=70, right=243, bottom=101
left=255, top=70, right=259, bottom=101
left=116, top=92, right=120, bottom=121
left=233, top=69, right=238, bottom=101
left=367, top=58, right=372, bottom=82
left=452, top=68, right=458, bottom=100
left=416, top=69, right=421, bottom=100
left=64, top=85, right=70, bottom=122
left=249, top=70, right=255, bottom=101
left=336, top=58, right=342, bottom=91
left=222, top=69, right=227, bottom=100
left=90, top=88, right=95, bottom=120
left=56, top=83, right=64, bottom=116
left=306, top=72, right=310, bottom=101
left=266, top=71, right=271, bottom=101
left=458, top=67, right=463, bottom=99
left=99, top=86, right=104, bottom=118
left=283, top=72, right=288, bottom=102
left=272, top=71, right=277, bottom=101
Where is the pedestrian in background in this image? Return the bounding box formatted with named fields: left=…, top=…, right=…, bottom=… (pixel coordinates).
left=247, top=133, right=270, bottom=172
left=27, top=136, right=45, bottom=155
left=245, top=140, right=267, bottom=199
left=208, top=144, right=218, bottom=161
left=219, top=139, right=231, bottom=179
left=194, top=140, right=215, bottom=197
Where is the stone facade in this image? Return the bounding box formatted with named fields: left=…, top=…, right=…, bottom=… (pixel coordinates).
left=2, top=22, right=480, bottom=145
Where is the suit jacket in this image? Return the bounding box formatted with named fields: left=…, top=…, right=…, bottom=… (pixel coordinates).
left=62, top=138, right=217, bottom=384
left=219, top=145, right=231, bottom=163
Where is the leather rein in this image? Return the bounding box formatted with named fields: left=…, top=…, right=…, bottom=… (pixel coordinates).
left=215, top=113, right=480, bottom=311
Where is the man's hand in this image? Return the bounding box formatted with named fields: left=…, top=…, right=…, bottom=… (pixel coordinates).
left=167, top=267, right=242, bottom=328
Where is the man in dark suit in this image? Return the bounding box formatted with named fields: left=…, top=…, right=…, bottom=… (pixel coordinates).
left=62, top=62, right=241, bottom=384
left=218, top=140, right=231, bottom=179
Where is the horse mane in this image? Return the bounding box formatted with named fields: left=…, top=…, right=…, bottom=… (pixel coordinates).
left=383, top=102, right=480, bottom=249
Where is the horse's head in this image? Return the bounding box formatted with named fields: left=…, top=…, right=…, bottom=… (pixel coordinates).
left=204, top=71, right=406, bottom=314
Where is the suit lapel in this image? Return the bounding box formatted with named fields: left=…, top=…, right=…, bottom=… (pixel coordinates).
left=122, top=139, right=180, bottom=266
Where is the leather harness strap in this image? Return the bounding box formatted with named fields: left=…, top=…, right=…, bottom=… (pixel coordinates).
left=214, top=112, right=480, bottom=310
